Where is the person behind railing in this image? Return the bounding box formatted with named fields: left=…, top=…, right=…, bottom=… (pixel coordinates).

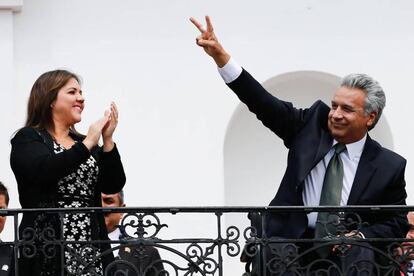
left=405, top=213, right=414, bottom=275
left=0, top=181, right=13, bottom=276
left=10, top=70, right=126, bottom=276
left=101, top=191, right=164, bottom=276
left=395, top=212, right=414, bottom=275
left=190, top=15, right=408, bottom=275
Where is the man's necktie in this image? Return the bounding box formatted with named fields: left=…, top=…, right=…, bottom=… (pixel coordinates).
left=315, top=143, right=346, bottom=240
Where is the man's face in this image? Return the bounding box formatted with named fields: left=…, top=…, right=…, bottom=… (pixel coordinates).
left=101, top=193, right=125, bottom=233
left=406, top=213, right=414, bottom=239
left=402, top=213, right=414, bottom=257
left=327, top=87, right=376, bottom=144
left=0, top=195, right=8, bottom=234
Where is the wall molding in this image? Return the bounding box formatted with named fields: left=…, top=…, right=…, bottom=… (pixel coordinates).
left=0, top=0, right=23, bottom=12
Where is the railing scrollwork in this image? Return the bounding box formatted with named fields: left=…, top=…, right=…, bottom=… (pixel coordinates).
left=1, top=206, right=413, bottom=275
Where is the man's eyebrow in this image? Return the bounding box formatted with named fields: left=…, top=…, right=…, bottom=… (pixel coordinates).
left=342, top=104, right=356, bottom=109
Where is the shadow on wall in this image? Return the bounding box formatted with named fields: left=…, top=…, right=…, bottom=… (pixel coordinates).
left=223, top=71, right=394, bottom=206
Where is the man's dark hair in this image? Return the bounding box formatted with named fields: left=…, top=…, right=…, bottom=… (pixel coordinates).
left=0, top=181, right=9, bottom=206
left=118, top=190, right=124, bottom=205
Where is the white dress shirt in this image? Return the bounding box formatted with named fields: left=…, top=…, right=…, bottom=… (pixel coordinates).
left=304, top=138, right=366, bottom=228
left=108, top=227, right=121, bottom=257
left=218, top=58, right=367, bottom=228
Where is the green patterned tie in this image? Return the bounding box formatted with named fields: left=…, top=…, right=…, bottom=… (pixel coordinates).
left=315, top=143, right=346, bottom=240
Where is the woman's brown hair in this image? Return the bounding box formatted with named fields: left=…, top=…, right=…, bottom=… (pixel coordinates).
left=25, top=69, right=84, bottom=137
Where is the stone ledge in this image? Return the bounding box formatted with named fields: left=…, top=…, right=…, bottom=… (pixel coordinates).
left=0, top=0, right=23, bottom=12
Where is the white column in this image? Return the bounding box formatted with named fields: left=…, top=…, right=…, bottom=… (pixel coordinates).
left=0, top=0, right=23, bottom=241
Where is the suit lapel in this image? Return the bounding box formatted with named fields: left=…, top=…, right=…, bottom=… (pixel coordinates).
left=313, top=130, right=333, bottom=169
left=298, top=130, right=333, bottom=183
left=0, top=245, right=12, bottom=276
left=297, top=129, right=333, bottom=183
left=347, top=135, right=379, bottom=204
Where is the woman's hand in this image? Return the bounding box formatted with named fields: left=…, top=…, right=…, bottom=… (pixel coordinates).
left=83, top=112, right=110, bottom=150
left=102, top=102, right=118, bottom=152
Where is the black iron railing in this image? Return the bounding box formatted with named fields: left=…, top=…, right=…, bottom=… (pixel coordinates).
left=1, top=206, right=413, bottom=275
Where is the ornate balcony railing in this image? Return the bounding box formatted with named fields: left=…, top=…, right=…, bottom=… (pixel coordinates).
left=1, top=206, right=413, bottom=275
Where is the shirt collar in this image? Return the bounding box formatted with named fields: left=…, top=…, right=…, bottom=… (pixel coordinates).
left=108, top=227, right=121, bottom=241
left=332, top=134, right=367, bottom=160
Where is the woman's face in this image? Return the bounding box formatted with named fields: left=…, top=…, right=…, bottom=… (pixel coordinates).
left=51, top=77, right=84, bottom=127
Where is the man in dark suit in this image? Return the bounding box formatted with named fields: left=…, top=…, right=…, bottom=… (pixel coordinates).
left=0, top=182, right=13, bottom=276
left=102, top=191, right=164, bottom=276
left=191, top=16, right=408, bottom=273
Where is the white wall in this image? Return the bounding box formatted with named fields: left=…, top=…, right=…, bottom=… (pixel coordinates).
left=1, top=0, right=414, bottom=274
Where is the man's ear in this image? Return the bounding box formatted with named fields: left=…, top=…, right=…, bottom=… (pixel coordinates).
left=366, top=112, right=377, bottom=128
left=121, top=203, right=126, bottom=207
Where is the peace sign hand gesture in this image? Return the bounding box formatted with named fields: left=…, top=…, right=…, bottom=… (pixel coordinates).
left=190, top=16, right=230, bottom=67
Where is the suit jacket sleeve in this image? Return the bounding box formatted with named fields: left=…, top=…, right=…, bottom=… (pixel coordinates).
left=359, top=158, right=408, bottom=238
left=227, top=69, right=312, bottom=148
